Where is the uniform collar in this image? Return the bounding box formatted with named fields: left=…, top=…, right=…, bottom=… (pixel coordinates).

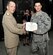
left=36, top=10, right=42, bottom=16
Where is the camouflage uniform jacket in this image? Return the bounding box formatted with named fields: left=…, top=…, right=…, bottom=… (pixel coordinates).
left=31, top=11, right=51, bottom=42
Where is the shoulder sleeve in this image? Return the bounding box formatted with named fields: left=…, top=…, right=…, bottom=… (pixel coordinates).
left=17, top=24, right=23, bottom=29
left=2, top=16, right=24, bottom=35
left=33, top=13, right=51, bottom=34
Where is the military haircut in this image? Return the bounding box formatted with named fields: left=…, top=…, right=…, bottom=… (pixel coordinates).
left=34, top=0, right=43, bottom=6
left=6, top=0, right=15, bottom=6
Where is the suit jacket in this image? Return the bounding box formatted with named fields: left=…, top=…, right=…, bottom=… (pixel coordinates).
left=2, top=10, right=24, bottom=48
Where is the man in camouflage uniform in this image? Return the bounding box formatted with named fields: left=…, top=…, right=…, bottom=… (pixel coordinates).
left=31, top=1, right=51, bottom=55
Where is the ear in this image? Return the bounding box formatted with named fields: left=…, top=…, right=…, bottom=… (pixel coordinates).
left=41, top=5, right=42, bottom=8
left=6, top=6, right=8, bottom=9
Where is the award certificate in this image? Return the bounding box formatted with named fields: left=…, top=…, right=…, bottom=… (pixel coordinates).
left=26, top=22, right=37, bottom=31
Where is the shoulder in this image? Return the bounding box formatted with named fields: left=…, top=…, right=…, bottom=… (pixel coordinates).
left=3, top=12, right=12, bottom=19
left=32, top=13, right=36, bottom=17
left=3, top=12, right=9, bottom=17
left=3, top=11, right=12, bottom=21
left=41, top=11, right=51, bottom=20
left=41, top=11, right=49, bottom=16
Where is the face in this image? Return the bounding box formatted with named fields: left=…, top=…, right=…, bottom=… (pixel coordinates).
left=26, top=10, right=29, bottom=13
left=7, top=1, right=16, bottom=13
left=34, top=2, right=42, bottom=12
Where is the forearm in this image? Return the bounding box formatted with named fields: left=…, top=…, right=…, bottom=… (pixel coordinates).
left=17, top=23, right=23, bottom=29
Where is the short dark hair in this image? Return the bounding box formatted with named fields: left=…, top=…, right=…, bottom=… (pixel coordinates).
left=34, top=0, right=43, bottom=6
left=6, top=0, right=15, bottom=6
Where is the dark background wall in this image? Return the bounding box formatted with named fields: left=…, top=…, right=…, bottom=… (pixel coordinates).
left=0, top=0, right=52, bottom=41
left=0, top=0, right=3, bottom=41
left=0, top=0, right=3, bottom=14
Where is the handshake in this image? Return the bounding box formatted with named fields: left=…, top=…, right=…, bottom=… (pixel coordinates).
left=22, top=22, right=37, bottom=34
